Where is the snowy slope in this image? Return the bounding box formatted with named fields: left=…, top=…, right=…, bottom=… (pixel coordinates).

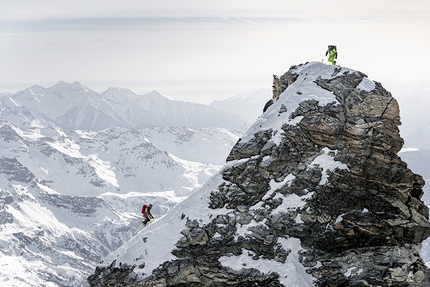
left=0, top=180, right=136, bottom=287
left=0, top=117, right=240, bottom=286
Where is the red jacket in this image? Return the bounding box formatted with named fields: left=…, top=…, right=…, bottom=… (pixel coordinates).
left=141, top=205, right=153, bottom=217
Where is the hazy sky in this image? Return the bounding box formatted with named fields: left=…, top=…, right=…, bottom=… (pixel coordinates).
left=1, top=0, right=429, bottom=103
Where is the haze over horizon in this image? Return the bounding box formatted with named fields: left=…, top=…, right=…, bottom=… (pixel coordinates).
left=1, top=0, right=429, bottom=104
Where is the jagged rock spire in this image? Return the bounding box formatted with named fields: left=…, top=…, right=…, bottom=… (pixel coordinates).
left=88, top=62, right=430, bottom=287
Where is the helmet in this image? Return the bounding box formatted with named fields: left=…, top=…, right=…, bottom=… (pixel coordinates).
left=149, top=204, right=153, bottom=208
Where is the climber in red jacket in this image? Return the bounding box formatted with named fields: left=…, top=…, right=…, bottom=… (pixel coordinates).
left=141, top=204, right=154, bottom=226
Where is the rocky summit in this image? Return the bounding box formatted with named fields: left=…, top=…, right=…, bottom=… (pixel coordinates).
left=88, top=62, right=430, bottom=287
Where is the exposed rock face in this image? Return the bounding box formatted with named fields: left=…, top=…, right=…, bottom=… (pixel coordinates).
left=272, top=75, right=286, bottom=99
left=88, top=62, right=430, bottom=287
left=272, top=68, right=299, bottom=99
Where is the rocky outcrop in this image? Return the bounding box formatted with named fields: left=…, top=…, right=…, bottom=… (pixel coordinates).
left=272, top=67, right=300, bottom=99
left=0, top=157, right=35, bottom=183
left=88, top=62, right=430, bottom=287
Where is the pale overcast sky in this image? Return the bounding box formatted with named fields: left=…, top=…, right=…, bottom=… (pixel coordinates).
left=1, top=0, right=429, bottom=103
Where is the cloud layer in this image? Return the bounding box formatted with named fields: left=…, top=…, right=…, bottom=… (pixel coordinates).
left=1, top=1, right=429, bottom=103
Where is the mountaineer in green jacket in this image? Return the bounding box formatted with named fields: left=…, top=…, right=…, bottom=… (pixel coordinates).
left=325, top=45, right=338, bottom=65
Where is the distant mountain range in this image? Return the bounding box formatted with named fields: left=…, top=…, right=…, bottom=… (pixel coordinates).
left=0, top=81, right=244, bottom=130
